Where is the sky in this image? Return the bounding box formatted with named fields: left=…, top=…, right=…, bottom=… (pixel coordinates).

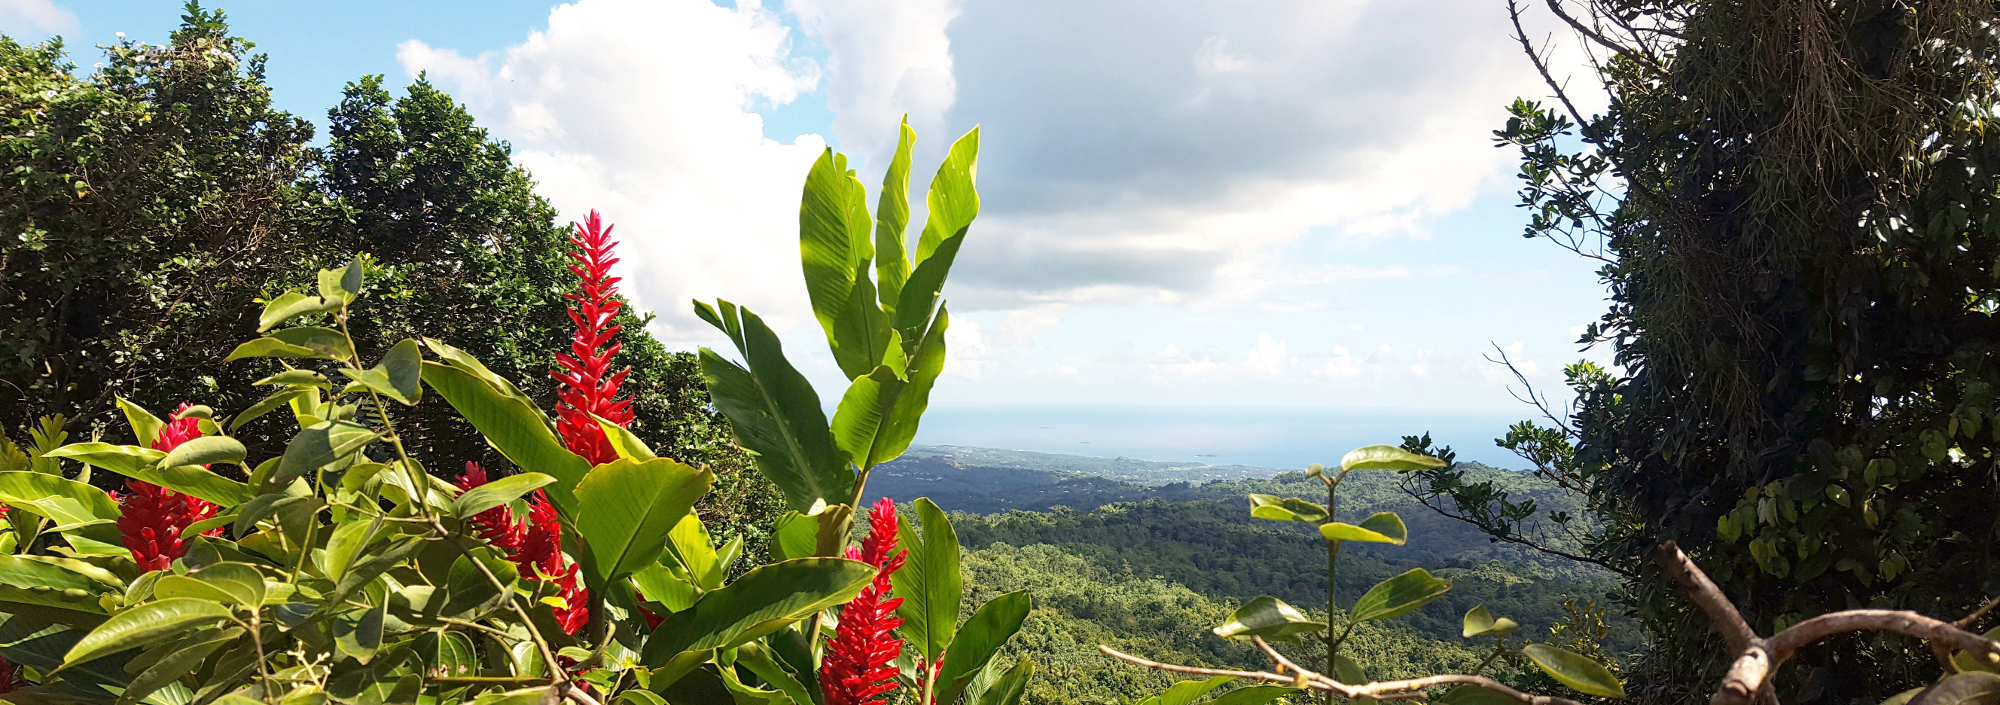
left=2, top=0, right=1614, bottom=467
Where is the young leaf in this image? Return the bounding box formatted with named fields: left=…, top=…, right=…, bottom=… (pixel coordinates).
left=1461, top=605, right=1519, bottom=638
left=153, top=562, right=265, bottom=606
left=893, top=497, right=962, bottom=662
left=1247, top=494, right=1327, bottom=524
left=1211, top=595, right=1327, bottom=644
left=1319, top=512, right=1408, bottom=545
left=117, top=397, right=164, bottom=448
left=270, top=421, right=376, bottom=492
left=875, top=118, right=916, bottom=314
left=1520, top=644, right=1625, bottom=698
left=452, top=472, right=555, bottom=519
left=593, top=413, right=656, bottom=461
left=830, top=366, right=906, bottom=472
left=421, top=362, right=590, bottom=514
left=160, top=436, right=245, bottom=469
left=320, top=259, right=364, bottom=303
left=573, top=457, right=715, bottom=582
left=257, top=292, right=342, bottom=332
left=873, top=307, right=948, bottom=464
left=974, top=657, right=1034, bottom=705
left=344, top=338, right=423, bottom=405
left=62, top=598, right=233, bottom=667
left=1339, top=445, right=1446, bottom=472
left=642, top=557, right=875, bottom=660
left=224, top=337, right=320, bottom=362
left=692, top=300, right=849, bottom=512
left=269, top=326, right=356, bottom=361
left=1350, top=568, right=1451, bottom=622
left=799, top=148, right=889, bottom=380
left=896, top=126, right=981, bottom=335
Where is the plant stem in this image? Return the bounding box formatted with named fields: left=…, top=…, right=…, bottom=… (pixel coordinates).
left=1323, top=470, right=1341, bottom=705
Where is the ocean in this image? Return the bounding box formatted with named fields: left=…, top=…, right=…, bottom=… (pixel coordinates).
left=908, top=405, right=1540, bottom=471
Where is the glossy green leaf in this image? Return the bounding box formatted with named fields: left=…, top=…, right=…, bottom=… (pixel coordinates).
left=62, top=598, right=232, bottom=667
left=443, top=548, right=519, bottom=618
left=270, top=326, right=356, bottom=361
left=342, top=338, right=422, bottom=405
left=253, top=369, right=329, bottom=388
left=54, top=441, right=252, bottom=506
left=1350, top=568, right=1451, bottom=622
left=575, top=457, right=714, bottom=582
left=975, top=657, right=1034, bottom=705
left=1339, top=445, right=1446, bottom=472
left=1206, top=686, right=1301, bottom=705
left=271, top=421, right=376, bottom=492
left=934, top=591, right=1033, bottom=705
left=0, top=555, right=118, bottom=612
left=421, top=361, right=590, bottom=514
left=116, top=397, right=164, bottom=448
left=800, top=148, right=891, bottom=380
left=1320, top=512, right=1408, bottom=545
left=0, top=470, right=121, bottom=530
left=466, top=687, right=555, bottom=705
left=830, top=366, right=906, bottom=471
left=322, top=518, right=379, bottom=582
left=693, top=300, right=849, bottom=512
left=893, top=497, right=962, bottom=661
left=875, top=118, right=916, bottom=314
left=224, top=337, right=321, bottom=362
left=1333, top=653, right=1367, bottom=686
left=632, top=563, right=700, bottom=613
left=1154, top=676, right=1233, bottom=705
left=119, top=630, right=238, bottom=705
left=257, top=292, right=342, bottom=332
left=320, top=260, right=364, bottom=303
left=452, top=472, right=555, bottom=519
left=875, top=306, right=948, bottom=464
left=1521, top=643, right=1625, bottom=698
left=230, top=388, right=307, bottom=431
left=333, top=600, right=387, bottom=663
left=770, top=510, right=819, bottom=561
left=43, top=442, right=160, bottom=478
left=896, top=126, right=980, bottom=335
left=1211, top=595, right=1327, bottom=644
left=1247, top=494, right=1327, bottom=524
left=1436, top=685, right=1524, bottom=705
left=734, top=642, right=815, bottom=705
left=1462, top=605, right=1519, bottom=638
left=153, top=562, right=265, bottom=606
left=643, top=557, right=875, bottom=659
left=663, top=514, right=724, bottom=591
left=159, top=435, right=244, bottom=469
left=593, top=414, right=656, bottom=461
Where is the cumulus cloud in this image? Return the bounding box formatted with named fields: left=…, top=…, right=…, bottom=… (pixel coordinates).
left=786, top=0, right=959, bottom=163
left=399, top=0, right=826, bottom=340
left=0, top=0, right=75, bottom=36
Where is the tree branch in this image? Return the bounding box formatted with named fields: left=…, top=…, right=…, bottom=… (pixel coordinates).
left=1098, top=642, right=1586, bottom=705
left=1543, top=0, right=1667, bottom=73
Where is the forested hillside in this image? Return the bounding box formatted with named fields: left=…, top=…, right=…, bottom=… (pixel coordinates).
left=866, top=448, right=1637, bottom=703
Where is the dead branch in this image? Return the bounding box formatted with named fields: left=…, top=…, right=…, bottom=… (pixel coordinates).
left=1098, top=640, right=1585, bottom=705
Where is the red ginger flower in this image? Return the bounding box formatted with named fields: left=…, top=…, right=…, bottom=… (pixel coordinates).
left=0, top=655, right=16, bottom=693
left=454, top=465, right=589, bottom=635
left=821, top=498, right=909, bottom=705
left=552, top=210, right=635, bottom=466
left=117, top=404, right=222, bottom=572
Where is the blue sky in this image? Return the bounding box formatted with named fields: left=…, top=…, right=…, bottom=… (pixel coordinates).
left=3, top=0, right=1612, bottom=465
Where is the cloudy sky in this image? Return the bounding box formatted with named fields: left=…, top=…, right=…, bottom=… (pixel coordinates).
left=4, top=0, right=1613, bottom=465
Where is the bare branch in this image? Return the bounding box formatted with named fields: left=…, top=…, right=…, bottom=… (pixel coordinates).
left=1543, top=0, right=1667, bottom=73
left=1487, top=343, right=1576, bottom=437
left=1656, top=541, right=1757, bottom=652
left=1099, top=644, right=1586, bottom=705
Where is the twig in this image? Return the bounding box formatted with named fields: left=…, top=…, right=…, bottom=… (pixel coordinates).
left=1098, top=644, right=1584, bottom=705
left=1655, top=542, right=1755, bottom=651
left=1542, top=0, right=1667, bottom=73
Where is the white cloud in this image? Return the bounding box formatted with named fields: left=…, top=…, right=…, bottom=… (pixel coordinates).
left=1245, top=332, right=1288, bottom=378
left=0, top=0, right=75, bottom=36
left=399, top=0, right=826, bottom=340
left=786, top=0, right=958, bottom=163
left=944, top=317, right=990, bottom=378
left=992, top=304, right=1067, bottom=347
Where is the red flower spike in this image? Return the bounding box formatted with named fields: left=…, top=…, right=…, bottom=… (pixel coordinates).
left=551, top=210, right=635, bottom=467
left=0, top=655, right=16, bottom=694
left=452, top=469, right=589, bottom=635
left=821, top=498, right=909, bottom=705
left=117, top=404, right=223, bottom=572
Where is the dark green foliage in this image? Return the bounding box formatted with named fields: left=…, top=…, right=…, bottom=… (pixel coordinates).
left=0, top=7, right=318, bottom=435
left=1482, top=0, right=2000, bottom=698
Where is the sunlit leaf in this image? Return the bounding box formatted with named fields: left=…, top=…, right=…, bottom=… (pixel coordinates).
left=1212, top=596, right=1326, bottom=644
left=1350, top=569, right=1451, bottom=622
left=1521, top=643, right=1625, bottom=698
left=1247, top=494, right=1327, bottom=524
left=1462, top=605, right=1519, bottom=638
left=62, top=598, right=232, bottom=667
left=1319, top=512, right=1408, bottom=545
left=1339, top=445, right=1446, bottom=472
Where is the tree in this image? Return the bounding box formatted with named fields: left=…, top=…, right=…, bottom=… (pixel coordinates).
left=0, top=5, right=318, bottom=436
left=1423, top=0, right=2000, bottom=699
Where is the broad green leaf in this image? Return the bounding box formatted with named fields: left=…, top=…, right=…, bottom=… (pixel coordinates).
left=934, top=591, right=1033, bottom=705
left=270, top=326, right=356, bottom=361
left=1156, top=676, right=1234, bottom=705
left=0, top=470, right=120, bottom=530
left=160, top=436, right=244, bottom=469
left=62, top=598, right=231, bottom=667
left=443, top=549, right=519, bottom=617
left=271, top=421, right=376, bottom=492
left=422, top=361, right=590, bottom=514
left=874, top=306, right=948, bottom=464
left=1206, top=686, right=1301, bottom=705
left=224, top=337, right=320, bottom=362
left=343, top=338, right=422, bottom=405
left=452, top=472, right=555, bottom=519
left=1211, top=595, right=1326, bottom=644
left=897, top=126, right=981, bottom=335
left=120, top=630, right=238, bottom=705
left=693, top=300, right=850, bottom=511
left=975, top=657, right=1033, bottom=705
left=1462, top=605, right=1519, bottom=638
left=322, top=518, right=379, bottom=582
left=664, top=514, right=723, bottom=591
left=254, top=369, right=329, bottom=388
left=574, top=457, right=714, bottom=582
left=1339, top=445, right=1446, bottom=472
left=49, top=442, right=250, bottom=506
left=117, top=397, right=164, bottom=448
left=800, top=148, right=891, bottom=380
left=153, top=562, right=265, bottom=606
left=44, top=443, right=161, bottom=478
left=1521, top=643, right=1625, bottom=698
left=1333, top=653, right=1367, bottom=685
left=0, top=555, right=118, bottom=612
left=643, top=557, right=875, bottom=659
left=875, top=118, right=916, bottom=314
left=734, top=642, right=815, bottom=705
left=1436, top=685, right=1525, bottom=705
left=1247, top=494, right=1327, bottom=524
left=257, top=292, right=342, bottom=332
left=770, top=510, right=819, bottom=561
left=633, top=563, right=701, bottom=613
left=424, top=338, right=544, bottom=418
left=893, top=497, right=962, bottom=662
left=593, top=413, right=656, bottom=461
left=1350, top=568, right=1451, bottom=622
left=320, top=260, right=364, bottom=303
left=831, top=366, right=906, bottom=472
left=230, top=388, right=307, bottom=431
left=333, top=537, right=424, bottom=603
left=334, top=600, right=387, bottom=663
left=1320, top=512, right=1408, bottom=545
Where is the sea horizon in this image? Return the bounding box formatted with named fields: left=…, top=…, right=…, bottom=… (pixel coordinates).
left=907, top=404, right=1541, bottom=471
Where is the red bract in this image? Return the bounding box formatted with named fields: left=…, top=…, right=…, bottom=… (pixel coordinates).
left=453, top=468, right=590, bottom=635
left=0, top=655, right=16, bottom=693
left=117, top=404, right=222, bottom=572
left=821, top=498, right=909, bottom=705
left=551, top=210, right=634, bottom=466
